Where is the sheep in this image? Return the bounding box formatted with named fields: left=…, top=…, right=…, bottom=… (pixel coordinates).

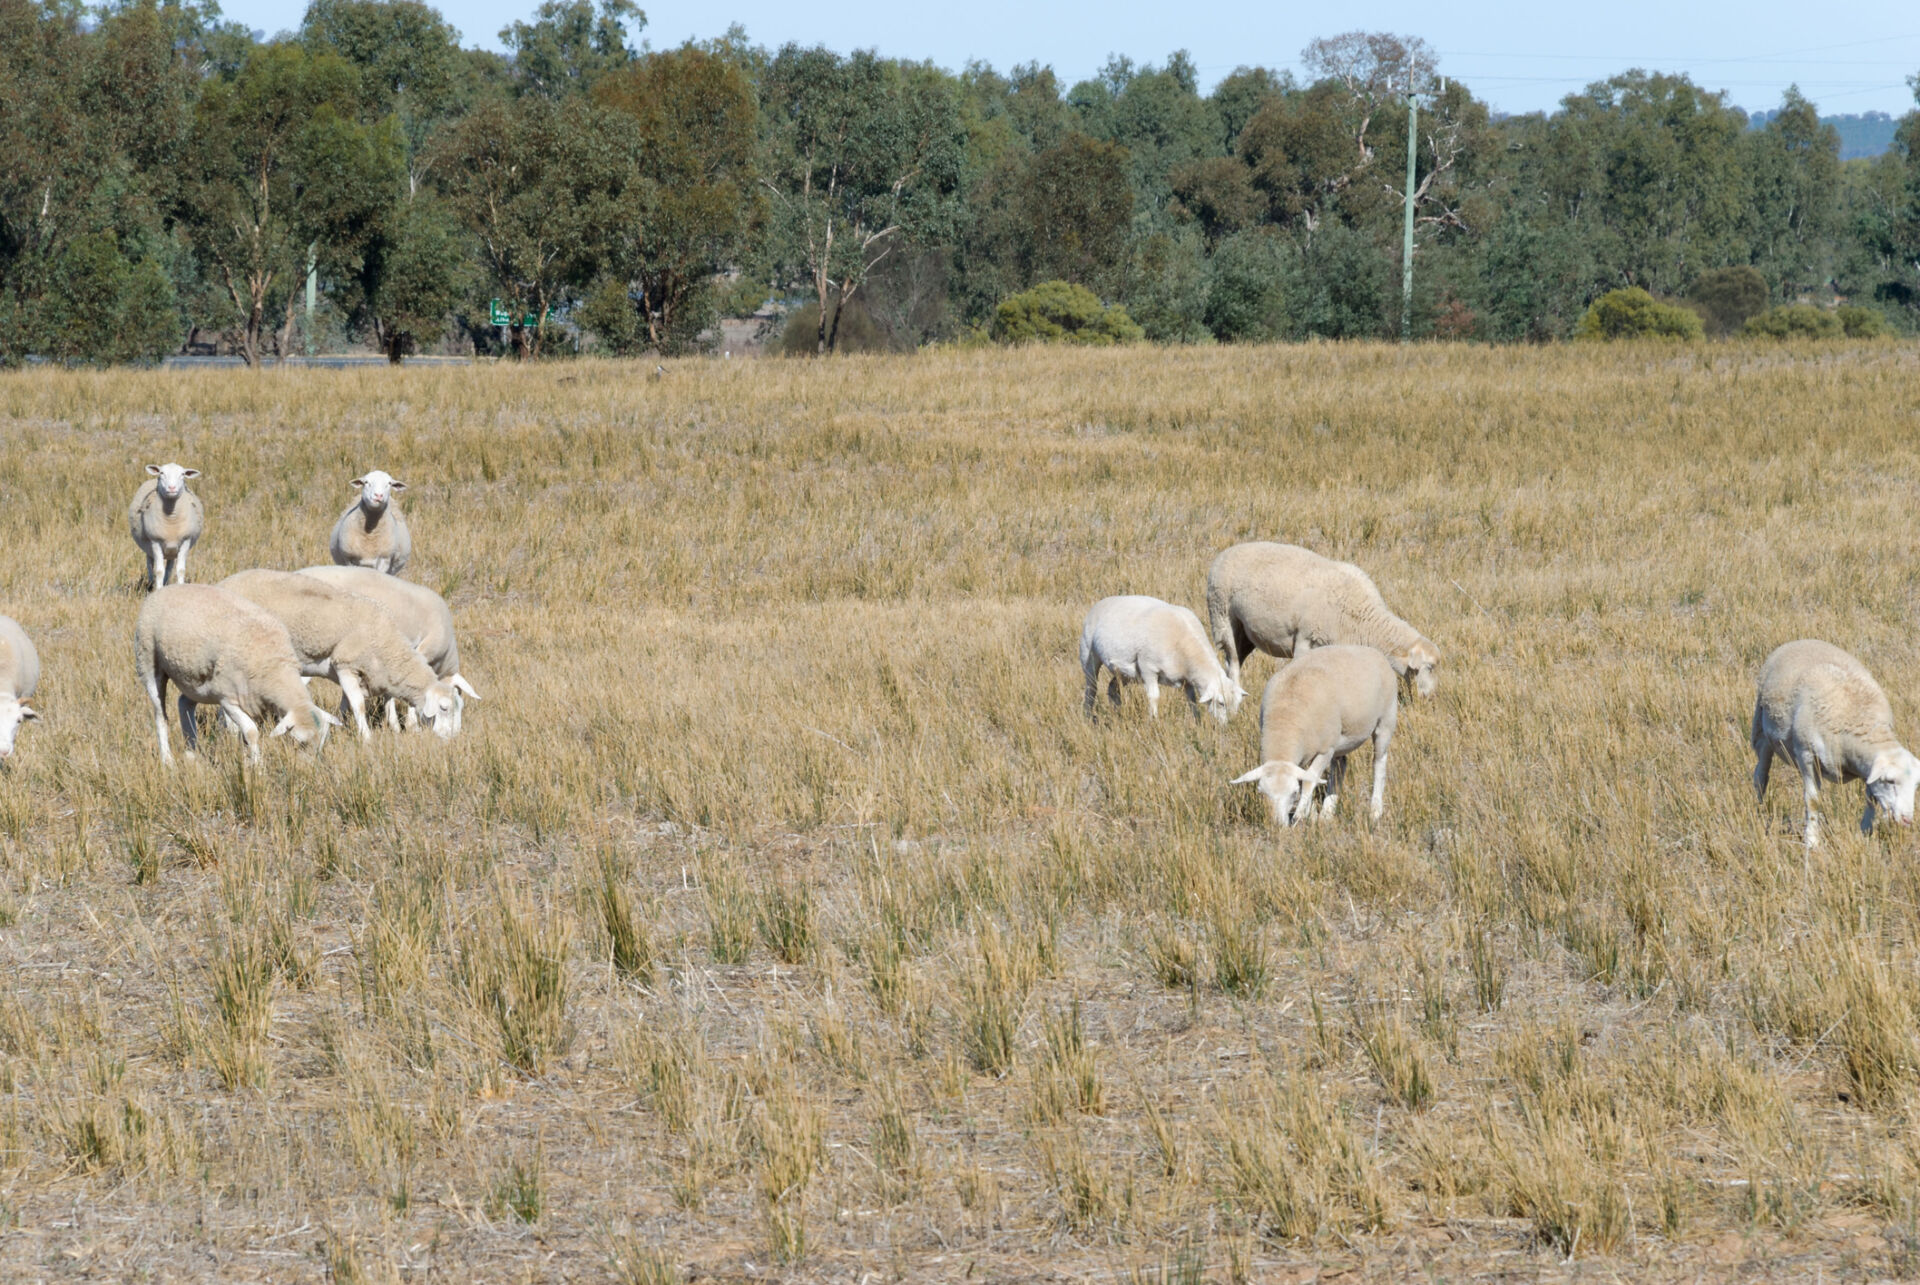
left=1205, top=542, right=1439, bottom=698
left=0, top=615, right=41, bottom=760
left=297, top=566, right=479, bottom=729
left=128, top=463, right=204, bottom=590
left=1080, top=595, right=1244, bottom=722
left=329, top=470, right=411, bottom=575
left=1230, top=644, right=1399, bottom=826
left=219, top=569, right=460, bottom=740
left=134, top=584, right=341, bottom=765
left=1752, top=639, right=1920, bottom=847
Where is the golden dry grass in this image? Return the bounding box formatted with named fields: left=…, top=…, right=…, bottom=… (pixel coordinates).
left=1, top=341, right=1919, bottom=1279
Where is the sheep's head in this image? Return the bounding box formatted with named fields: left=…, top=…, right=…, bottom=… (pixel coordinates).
left=1199, top=674, right=1248, bottom=724
left=146, top=462, right=199, bottom=500
left=352, top=470, right=405, bottom=513
left=1402, top=637, right=1440, bottom=698
left=415, top=680, right=460, bottom=740
left=0, top=697, right=40, bottom=759
left=1231, top=760, right=1325, bottom=827
left=1867, top=748, right=1920, bottom=827
left=271, top=705, right=343, bottom=751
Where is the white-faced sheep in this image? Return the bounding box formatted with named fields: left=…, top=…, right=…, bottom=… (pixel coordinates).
left=134, top=584, right=341, bottom=765
left=329, top=470, right=411, bottom=575
left=297, top=566, right=478, bottom=729
left=0, top=615, right=41, bottom=760
left=1206, top=542, right=1439, bottom=697
left=1231, top=644, right=1399, bottom=826
left=1080, top=595, right=1244, bottom=722
left=128, top=463, right=204, bottom=590
left=219, top=569, right=459, bottom=739
left=1752, top=639, right=1920, bottom=847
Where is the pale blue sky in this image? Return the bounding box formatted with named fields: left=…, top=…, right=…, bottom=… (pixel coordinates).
left=222, top=0, right=1920, bottom=118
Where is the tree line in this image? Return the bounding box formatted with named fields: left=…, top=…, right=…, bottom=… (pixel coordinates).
left=4, top=0, right=1919, bottom=364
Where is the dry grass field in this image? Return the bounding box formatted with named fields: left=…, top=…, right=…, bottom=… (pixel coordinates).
left=2, top=341, right=1920, bottom=1281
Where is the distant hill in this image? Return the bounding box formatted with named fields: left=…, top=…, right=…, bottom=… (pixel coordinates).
left=1746, top=108, right=1902, bottom=160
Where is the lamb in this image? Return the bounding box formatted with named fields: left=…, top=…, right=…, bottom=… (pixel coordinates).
left=1751, top=639, right=1920, bottom=847
left=0, top=615, right=41, bottom=760
left=1230, top=644, right=1399, bottom=826
left=128, top=463, right=204, bottom=590
left=134, top=584, right=341, bottom=765
left=297, top=566, right=479, bottom=729
left=329, top=470, right=411, bottom=575
left=1205, top=542, right=1439, bottom=697
left=1080, top=595, right=1244, bottom=722
left=219, top=569, right=460, bottom=740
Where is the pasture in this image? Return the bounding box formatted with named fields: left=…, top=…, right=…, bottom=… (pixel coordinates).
left=0, top=341, right=1918, bottom=1281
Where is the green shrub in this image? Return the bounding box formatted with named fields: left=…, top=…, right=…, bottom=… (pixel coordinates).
left=1686, top=266, right=1768, bottom=337
left=777, top=299, right=889, bottom=356
left=1836, top=305, right=1888, bottom=338
left=1742, top=304, right=1840, bottom=339
left=1573, top=288, right=1703, bottom=341
left=993, top=281, right=1144, bottom=346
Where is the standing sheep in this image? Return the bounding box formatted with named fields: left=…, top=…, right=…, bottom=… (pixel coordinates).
left=1231, top=644, right=1399, bottom=826
left=0, top=615, right=40, bottom=760
left=128, top=463, right=204, bottom=590
left=1752, top=639, right=1920, bottom=847
left=297, top=566, right=479, bottom=729
left=219, top=569, right=460, bottom=740
left=1080, top=595, right=1244, bottom=722
left=134, top=584, right=341, bottom=765
left=330, top=470, right=411, bottom=575
left=1205, top=542, right=1439, bottom=697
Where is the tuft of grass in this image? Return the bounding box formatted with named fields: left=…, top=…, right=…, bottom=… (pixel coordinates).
left=757, top=879, right=815, bottom=964
left=458, top=880, right=573, bottom=1075
left=703, top=867, right=755, bottom=965
left=757, top=1076, right=825, bottom=1263
left=488, top=1141, right=545, bottom=1224
left=959, top=921, right=1037, bottom=1076
left=1211, top=911, right=1270, bottom=1000
left=591, top=846, right=655, bottom=983
left=1351, top=994, right=1435, bottom=1111
left=206, top=924, right=275, bottom=1091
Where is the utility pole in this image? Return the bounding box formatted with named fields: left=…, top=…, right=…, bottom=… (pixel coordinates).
left=1400, top=86, right=1418, bottom=342
left=304, top=242, right=317, bottom=359
left=1400, top=74, right=1444, bottom=342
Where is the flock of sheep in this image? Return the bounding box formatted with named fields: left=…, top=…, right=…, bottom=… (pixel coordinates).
left=1083, top=541, right=1919, bottom=847
left=0, top=467, right=1906, bottom=852
left=0, top=463, right=479, bottom=768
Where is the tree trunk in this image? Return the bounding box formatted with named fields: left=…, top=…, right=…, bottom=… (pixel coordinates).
left=385, top=328, right=407, bottom=364
left=277, top=288, right=300, bottom=362
left=825, top=281, right=850, bottom=353
left=509, top=321, right=529, bottom=360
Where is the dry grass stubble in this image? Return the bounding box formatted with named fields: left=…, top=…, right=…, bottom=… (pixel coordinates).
left=0, top=341, right=1917, bottom=1277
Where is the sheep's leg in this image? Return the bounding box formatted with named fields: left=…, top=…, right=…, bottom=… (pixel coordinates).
left=1369, top=723, right=1393, bottom=821
left=176, top=694, right=200, bottom=759
left=1106, top=675, right=1123, bottom=711
left=337, top=670, right=373, bottom=741
left=1143, top=670, right=1161, bottom=718
left=173, top=538, right=193, bottom=585
left=145, top=673, right=173, bottom=765
left=1292, top=754, right=1330, bottom=826
left=1083, top=657, right=1101, bottom=715
left=1796, top=754, right=1822, bottom=847
left=147, top=543, right=164, bottom=593
left=396, top=701, right=412, bottom=732
left=222, top=701, right=260, bottom=762
left=1861, top=796, right=1879, bottom=837
left=1321, top=755, right=1346, bottom=818
left=1752, top=742, right=1773, bottom=802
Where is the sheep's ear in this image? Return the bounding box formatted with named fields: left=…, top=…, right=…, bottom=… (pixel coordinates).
left=1870, top=753, right=1906, bottom=784
left=452, top=675, right=480, bottom=700
left=18, top=705, right=38, bottom=722
left=317, top=708, right=344, bottom=728
left=351, top=477, right=366, bottom=489
left=182, top=468, right=199, bottom=479
left=269, top=711, right=298, bottom=738
left=389, top=480, right=406, bottom=492
left=145, top=464, right=161, bottom=477
left=1230, top=764, right=1273, bottom=786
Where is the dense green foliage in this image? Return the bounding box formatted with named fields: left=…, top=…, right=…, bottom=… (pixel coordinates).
left=1573, top=288, right=1706, bottom=341
left=994, top=280, right=1144, bottom=344
left=2, top=3, right=1917, bottom=363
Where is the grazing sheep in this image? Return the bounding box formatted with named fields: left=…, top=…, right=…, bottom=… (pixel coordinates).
left=1205, top=542, right=1439, bottom=697
left=329, top=470, right=411, bottom=575
left=219, top=569, right=459, bottom=740
left=1080, top=595, right=1244, bottom=722
left=128, top=463, right=204, bottom=590
left=1752, top=639, right=1920, bottom=847
left=0, top=615, right=41, bottom=760
left=297, top=566, right=478, bottom=729
left=1231, top=644, right=1399, bottom=826
left=134, top=584, right=341, bottom=765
